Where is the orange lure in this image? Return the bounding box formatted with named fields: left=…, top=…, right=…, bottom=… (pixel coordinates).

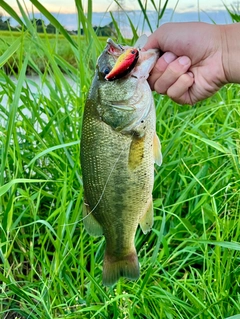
left=105, top=48, right=139, bottom=81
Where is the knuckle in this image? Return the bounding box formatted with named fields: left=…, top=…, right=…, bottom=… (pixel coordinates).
left=167, top=89, right=177, bottom=101
left=167, top=58, right=191, bottom=77
left=153, top=78, right=168, bottom=94
left=166, top=64, right=180, bottom=77
left=180, top=73, right=194, bottom=86
left=154, top=84, right=167, bottom=95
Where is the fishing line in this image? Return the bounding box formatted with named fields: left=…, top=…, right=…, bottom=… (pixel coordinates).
left=64, top=131, right=135, bottom=226
left=82, top=138, right=129, bottom=218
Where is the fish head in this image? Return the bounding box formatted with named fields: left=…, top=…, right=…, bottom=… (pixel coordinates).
left=96, top=38, right=125, bottom=81
left=96, top=37, right=159, bottom=83
left=91, top=37, right=159, bottom=133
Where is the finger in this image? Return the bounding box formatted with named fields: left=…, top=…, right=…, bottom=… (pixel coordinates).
left=166, top=72, right=194, bottom=105
left=143, top=32, right=162, bottom=51
left=153, top=56, right=191, bottom=94
left=148, top=52, right=177, bottom=90
left=151, top=52, right=177, bottom=73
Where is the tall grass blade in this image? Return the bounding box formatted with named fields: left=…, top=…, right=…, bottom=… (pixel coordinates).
left=0, top=273, right=34, bottom=304
left=158, top=0, right=170, bottom=20
left=109, top=11, right=124, bottom=40
left=0, top=0, right=25, bottom=27
left=186, top=132, right=231, bottom=154
left=0, top=179, right=50, bottom=196
left=0, top=56, right=28, bottom=186
left=28, top=141, right=80, bottom=166
left=224, top=4, right=240, bottom=22
left=0, top=35, right=23, bottom=67
left=136, top=0, right=153, bottom=33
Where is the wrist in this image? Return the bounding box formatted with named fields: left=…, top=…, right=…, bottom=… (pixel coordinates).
left=220, top=23, right=240, bottom=84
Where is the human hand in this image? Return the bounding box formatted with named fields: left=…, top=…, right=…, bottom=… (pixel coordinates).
left=143, top=22, right=230, bottom=104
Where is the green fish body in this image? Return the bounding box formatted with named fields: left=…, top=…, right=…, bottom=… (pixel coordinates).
left=80, top=39, right=161, bottom=286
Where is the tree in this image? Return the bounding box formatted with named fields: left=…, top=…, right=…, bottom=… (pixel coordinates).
left=0, top=15, right=15, bottom=31
left=46, top=23, right=56, bottom=34
left=30, top=18, right=46, bottom=33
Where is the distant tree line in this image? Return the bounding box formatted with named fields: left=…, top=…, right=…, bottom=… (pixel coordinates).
left=92, top=22, right=115, bottom=36
left=0, top=14, right=57, bottom=33
left=0, top=13, right=115, bottom=36
left=0, top=14, right=18, bottom=31
left=31, top=18, right=57, bottom=33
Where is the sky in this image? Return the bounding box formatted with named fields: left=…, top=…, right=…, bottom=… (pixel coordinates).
left=1, top=0, right=238, bottom=33
left=2, top=0, right=238, bottom=14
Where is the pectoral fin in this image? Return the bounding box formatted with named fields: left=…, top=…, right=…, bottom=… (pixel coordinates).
left=82, top=201, right=103, bottom=236
left=140, top=199, right=154, bottom=234
left=128, top=136, right=144, bottom=170
left=153, top=133, right=162, bottom=166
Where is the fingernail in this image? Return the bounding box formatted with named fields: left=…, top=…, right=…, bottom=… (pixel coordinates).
left=179, top=56, right=191, bottom=66
left=187, top=71, right=194, bottom=78
left=163, top=52, right=177, bottom=64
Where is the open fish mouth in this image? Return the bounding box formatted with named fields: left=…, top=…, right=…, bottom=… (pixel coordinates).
left=103, top=36, right=159, bottom=82
left=106, top=38, right=124, bottom=54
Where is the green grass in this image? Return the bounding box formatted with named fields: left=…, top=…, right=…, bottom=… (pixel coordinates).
left=0, top=31, right=107, bottom=74
left=0, top=1, right=240, bottom=318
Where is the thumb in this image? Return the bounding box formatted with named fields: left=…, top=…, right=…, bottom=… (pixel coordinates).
left=143, top=33, right=161, bottom=51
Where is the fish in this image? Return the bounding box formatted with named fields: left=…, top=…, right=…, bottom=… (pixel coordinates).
left=80, top=36, right=162, bottom=286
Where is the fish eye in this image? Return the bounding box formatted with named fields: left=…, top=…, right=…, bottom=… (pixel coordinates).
left=102, top=66, right=111, bottom=75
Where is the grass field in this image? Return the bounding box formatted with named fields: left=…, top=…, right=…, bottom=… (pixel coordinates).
left=0, top=31, right=76, bottom=74
left=0, top=31, right=109, bottom=75
left=0, top=1, right=240, bottom=318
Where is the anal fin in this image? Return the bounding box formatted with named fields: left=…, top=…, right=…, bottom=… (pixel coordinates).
left=82, top=201, right=103, bottom=236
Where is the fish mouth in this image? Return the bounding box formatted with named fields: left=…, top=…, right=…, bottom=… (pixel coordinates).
left=105, top=39, right=141, bottom=81
left=105, top=48, right=140, bottom=81
left=102, top=39, right=159, bottom=82
left=106, top=38, right=124, bottom=56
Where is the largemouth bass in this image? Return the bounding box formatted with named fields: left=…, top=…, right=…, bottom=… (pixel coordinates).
left=80, top=37, right=162, bottom=286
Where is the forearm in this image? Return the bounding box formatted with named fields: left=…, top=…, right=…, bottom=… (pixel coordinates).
left=221, top=23, right=240, bottom=84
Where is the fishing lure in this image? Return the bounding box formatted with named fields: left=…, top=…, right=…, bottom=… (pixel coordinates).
left=105, top=48, right=139, bottom=81
left=105, top=34, right=148, bottom=81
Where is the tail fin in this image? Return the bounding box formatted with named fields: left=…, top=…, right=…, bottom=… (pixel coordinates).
left=102, top=250, right=140, bottom=286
